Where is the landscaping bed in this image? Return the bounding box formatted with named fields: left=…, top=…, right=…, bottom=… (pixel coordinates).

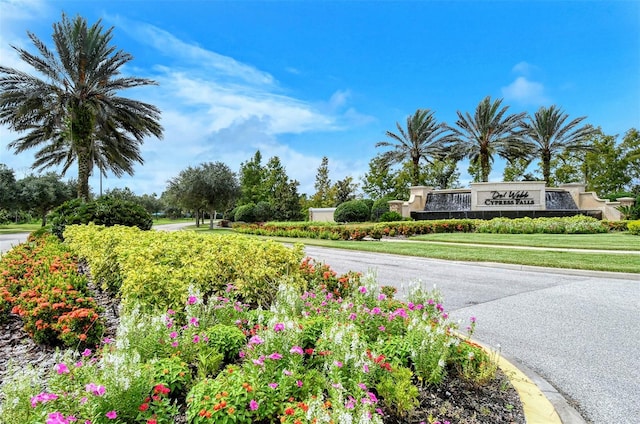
left=1, top=227, right=525, bottom=424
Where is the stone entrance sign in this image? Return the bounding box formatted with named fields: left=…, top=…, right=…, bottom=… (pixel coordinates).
left=471, top=182, right=546, bottom=211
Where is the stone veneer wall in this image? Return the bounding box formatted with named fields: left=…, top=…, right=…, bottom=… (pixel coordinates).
left=390, top=183, right=635, bottom=221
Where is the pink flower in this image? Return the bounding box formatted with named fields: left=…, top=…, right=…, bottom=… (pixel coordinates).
left=56, top=363, right=70, bottom=374
left=378, top=325, right=385, bottom=332
left=348, top=313, right=357, bottom=320
left=169, top=331, right=178, bottom=339
left=81, top=349, right=92, bottom=357
left=167, top=309, right=176, bottom=315
left=377, top=294, right=386, bottom=301
left=192, top=334, right=200, bottom=343
left=283, top=369, right=293, bottom=376
left=296, top=380, right=303, bottom=387
left=187, top=296, right=197, bottom=305
left=75, top=361, right=83, bottom=368
left=189, top=317, right=199, bottom=327
left=363, top=364, right=369, bottom=373
left=31, top=392, right=59, bottom=407
left=85, top=383, right=105, bottom=396
left=371, top=307, right=381, bottom=315
left=470, top=316, right=477, bottom=323
left=333, top=361, right=343, bottom=368
left=171, top=341, right=179, bottom=348
left=103, top=337, right=112, bottom=344
left=46, top=412, right=68, bottom=424
left=248, top=335, right=264, bottom=345
left=249, top=399, right=259, bottom=411
left=358, top=383, right=367, bottom=390
left=273, top=323, right=285, bottom=332
left=358, top=286, right=367, bottom=294
left=289, top=346, right=304, bottom=355
left=268, top=352, right=282, bottom=360
left=253, top=356, right=265, bottom=366
left=268, top=383, right=278, bottom=389
left=105, top=410, right=117, bottom=419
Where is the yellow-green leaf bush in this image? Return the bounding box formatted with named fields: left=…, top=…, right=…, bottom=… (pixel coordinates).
left=628, top=220, right=640, bottom=235
left=63, top=224, right=306, bottom=314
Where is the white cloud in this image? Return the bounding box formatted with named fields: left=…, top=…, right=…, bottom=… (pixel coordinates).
left=501, top=76, right=550, bottom=106
left=329, top=89, right=350, bottom=109
left=110, top=16, right=275, bottom=87
left=512, top=61, right=536, bottom=76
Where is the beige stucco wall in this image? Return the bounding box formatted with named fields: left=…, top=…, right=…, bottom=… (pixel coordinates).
left=308, top=208, right=336, bottom=222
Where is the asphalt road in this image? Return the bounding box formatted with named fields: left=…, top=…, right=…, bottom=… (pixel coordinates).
left=2, top=228, right=638, bottom=423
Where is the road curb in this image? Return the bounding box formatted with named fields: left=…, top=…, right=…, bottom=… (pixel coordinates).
left=475, top=340, right=588, bottom=424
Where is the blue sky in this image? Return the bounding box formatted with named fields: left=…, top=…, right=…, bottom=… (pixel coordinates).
left=1, top=0, right=638, bottom=197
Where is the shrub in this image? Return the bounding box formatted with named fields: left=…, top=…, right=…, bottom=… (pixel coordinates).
left=234, top=203, right=256, bottom=223
left=629, top=220, right=640, bottom=235
left=253, top=201, right=274, bottom=222
left=333, top=199, right=370, bottom=223
left=370, top=197, right=391, bottom=221
left=49, top=197, right=152, bottom=239
left=379, top=211, right=403, bottom=222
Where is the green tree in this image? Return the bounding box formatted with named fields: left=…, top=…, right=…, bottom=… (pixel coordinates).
left=239, top=151, right=267, bottom=205
left=583, top=130, right=631, bottom=195
left=166, top=166, right=206, bottom=226
left=138, top=193, right=165, bottom=217
left=200, top=162, right=240, bottom=229
left=102, top=187, right=139, bottom=203
left=16, top=172, right=74, bottom=226
left=333, top=176, right=358, bottom=206
left=503, top=157, right=535, bottom=182
left=521, top=105, right=595, bottom=184
left=621, top=128, right=640, bottom=192
left=0, top=164, right=17, bottom=210
left=423, top=158, right=461, bottom=189
left=0, top=13, right=163, bottom=201
left=311, top=156, right=334, bottom=207
left=362, top=154, right=402, bottom=200
left=376, top=109, right=450, bottom=185
left=448, top=96, right=526, bottom=182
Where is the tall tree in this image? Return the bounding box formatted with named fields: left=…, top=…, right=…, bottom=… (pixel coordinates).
left=362, top=154, right=398, bottom=200
left=376, top=109, right=450, bottom=185
left=166, top=166, right=206, bottom=226
left=311, top=156, right=333, bottom=207
left=239, top=151, right=267, bottom=205
left=332, top=176, right=358, bottom=206
left=200, top=162, right=240, bottom=229
left=521, top=105, right=595, bottom=184
left=0, top=164, right=17, bottom=210
left=16, top=172, right=74, bottom=226
left=0, top=13, right=163, bottom=201
left=448, top=96, right=526, bottom=182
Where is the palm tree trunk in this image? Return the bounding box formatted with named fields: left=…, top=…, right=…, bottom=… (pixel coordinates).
left=542, top=150, right=552, bottom=185
left=480, top=147, right=490, bottom=182
left=412, top=157, right=420, bottom=185
left=77, top=150, right=91, bottom=201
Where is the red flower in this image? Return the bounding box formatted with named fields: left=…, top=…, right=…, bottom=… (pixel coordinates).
left=139, top=403, right=149, bottom=412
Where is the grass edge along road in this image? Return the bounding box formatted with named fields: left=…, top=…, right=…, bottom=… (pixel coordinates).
left=264, top=236, right=640, bottom=274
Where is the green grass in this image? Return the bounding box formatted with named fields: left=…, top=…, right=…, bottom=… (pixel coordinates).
left=259, top=236, right=640, bottom=274
left=0, top=223, right=41, bottom=234
left=410, top=232, right=640, bottom=251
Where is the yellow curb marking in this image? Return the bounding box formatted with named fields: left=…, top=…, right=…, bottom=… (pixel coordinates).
left=465, top=337, right=562, bottom=424
left=495, top=354, right=562, bottom=424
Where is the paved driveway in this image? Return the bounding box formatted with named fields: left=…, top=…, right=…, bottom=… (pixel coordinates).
left=303, top=246, right=640, bottom=424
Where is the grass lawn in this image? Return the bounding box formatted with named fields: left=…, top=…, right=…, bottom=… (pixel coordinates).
left=260, top=236, right=640, bottom=274
left=0, top=223, right=41, bottom=234
left=410, top=232, right=640, bottom=251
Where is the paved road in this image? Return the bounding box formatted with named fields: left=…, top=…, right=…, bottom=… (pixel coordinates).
left=3, top=227, right=638, bottom=423
left=302, top=246, right=639, bottom=424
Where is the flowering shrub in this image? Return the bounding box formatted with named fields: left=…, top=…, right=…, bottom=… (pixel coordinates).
left=0, top=234, right=104, bottom=347
left=1, top=229, right=504, bottom=424
left=628, top=220, right=640, bottom=235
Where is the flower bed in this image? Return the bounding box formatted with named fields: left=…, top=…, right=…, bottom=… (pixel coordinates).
left=0, top=227, right=524, bottom=424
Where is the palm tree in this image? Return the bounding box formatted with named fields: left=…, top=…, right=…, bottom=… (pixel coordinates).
left=0, top=13, right=163, bottom=200
left=376, top=108, right=451, bottom=186
left=521, top=105, right=596, bottom=184
left=448, top=96, right=527, bottom=182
